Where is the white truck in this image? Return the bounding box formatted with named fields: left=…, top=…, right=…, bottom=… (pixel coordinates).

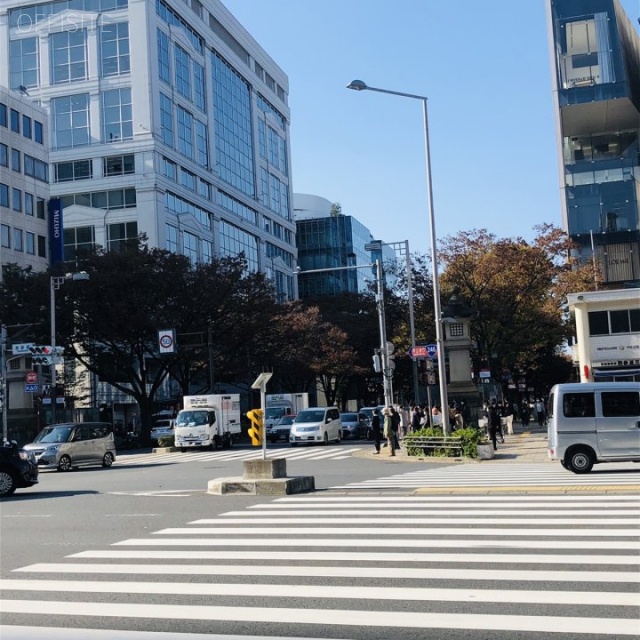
left=264, top=393, right=310, bottom=442
left=174, top=394, right=241, bottom=450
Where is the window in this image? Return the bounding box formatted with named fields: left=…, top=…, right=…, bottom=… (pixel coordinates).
left=51, top=29, right=87, bottom=84
left=0, top=103, right=7, bottom=127
left=12, top=188, right=22, bottom=212
left=180, top=167, right=196, bottom=191
left=1, top=225, right=10, bottom=248
left=55, top=159, right=92, bottom=182
left=22, top=115, right=32, bottom=139
left=26, top=232, right=35, bottom=255
left=36, top=198, right=45, bottom=219
left=102, top=88, right=132, bottom=143
left=610, top=310, right=631, bottom=334
left=24, top=155, right=48, bottom=182
left=183, top=231, right=198, bottom=262
left=193, top=61, right=206, bottom=111
left=34, top=120, right=43, bottom=144
left=202, top=239, right=212, bottom=262
left=10, top=109, right=19, bottom=133
left=175, top=45, right=191, bottom=100
left=160, top=93, right=174, bottom=147
left=588, top=311, right=609, bottom=336
left=103, top=154, right=134, bottom=176
left=52, top=94, right=90, bottom=148
left=449, top=323, right=464, bottom=337
left=562, top=393, right=595, bottom=418
left=602, top=392, right=640, bottom=417
left=198, top=178, right=211, bottom=199
left=0, top=144, right=7, bottom=167
left=162, top=157, right=177, bottom=181
left=0, top=184, right=9, bottom=208
left=165, top=223, right=178, bottom=252
left=37, top=234, right=46, bottom=257
left=100, top=22, right=130, bottom=77
left=11, top=149, right=20, bottom=172
left=177, top=106, right=193, bottom=159
left=195, top=120, right=208, bottom=168
left=108, top=221, right=138, bottom=252
left=10, top=37, right=39, bottom=89
left=157, top=29, right=171, bottom=84
left=13, top=228, right=23, bottom=251
left=25, top=193, right=34, bottom=216
left=64, top=226, right=95, bottom=264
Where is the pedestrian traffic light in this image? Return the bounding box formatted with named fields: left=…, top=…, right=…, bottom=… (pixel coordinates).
left=246, top=408, right=263, bottom=446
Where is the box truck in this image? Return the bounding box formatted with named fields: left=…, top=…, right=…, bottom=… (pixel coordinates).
left=174, top=394, right=241, bottom=450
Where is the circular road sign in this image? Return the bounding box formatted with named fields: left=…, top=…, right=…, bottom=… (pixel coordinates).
left=26, top=371, right=38, bottom=384
left=160, top=334, right=173, bottom=349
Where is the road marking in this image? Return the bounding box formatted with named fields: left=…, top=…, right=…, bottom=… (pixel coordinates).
left=273, top=495, right=640, bottom=502
left=3, top=579, right=637, bottom=606
left=1, top=600, right=638, bottom=635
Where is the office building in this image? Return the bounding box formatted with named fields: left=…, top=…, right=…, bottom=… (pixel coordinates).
left=294, top=193, right=396, bottom=298
left=0, top=0, right=297, bottom=303
left=0, top=85, right=50, bottom=281
left=547, top=0, right=640, bottom=288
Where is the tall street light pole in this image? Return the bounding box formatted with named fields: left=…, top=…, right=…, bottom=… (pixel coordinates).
left=347, top=79, right=450, bottom=435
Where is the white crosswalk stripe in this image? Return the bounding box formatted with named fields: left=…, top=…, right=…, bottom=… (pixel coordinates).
left=331, top=461, right=640, bottom=489
left=114, top=446, right=360, bottom=466
left=1, top=493, right=638, bottom=639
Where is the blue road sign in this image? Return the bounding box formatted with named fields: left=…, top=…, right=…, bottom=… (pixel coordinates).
left=24, top=384, right=39, bottom=392
left=425, top=343, right=438, bottom=359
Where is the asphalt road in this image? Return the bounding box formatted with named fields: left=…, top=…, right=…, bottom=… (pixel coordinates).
left=1, top=440, right=638, bottom=640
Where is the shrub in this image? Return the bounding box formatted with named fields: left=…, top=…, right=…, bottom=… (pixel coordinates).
left=404, top=426, right=486, bottom=459
left=157, top=435, right=175, bottom=448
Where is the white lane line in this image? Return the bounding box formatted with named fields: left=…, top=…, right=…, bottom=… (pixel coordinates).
left=0, top=600, right=637, bottom=635
left=3, top=579, right=637, bottom=606
left=153, top=526, right=639, bottom=537
left=110, top=537, right=639, bottom=550
left=65, top=550, right=638, bottom=565
left=273, top=496, right=640, bottom=502
left=239, top=507, right=639, bottom=515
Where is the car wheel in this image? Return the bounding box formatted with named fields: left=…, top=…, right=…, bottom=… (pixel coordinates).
left=323, top=432, right=329, bottom=446
left=566, top=447, right=594, bottom=474
left=560, top=460, right=568, bottom=470
left=0, top=469, right=17, bottom=497
left=102, top=452, right=114, bottom=468
left=57, top=455, right=72, bottom=472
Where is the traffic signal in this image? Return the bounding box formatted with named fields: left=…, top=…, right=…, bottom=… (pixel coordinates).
left=246, top=408, right=263, bottom=446
left=372, top=353, right=381, bottom=373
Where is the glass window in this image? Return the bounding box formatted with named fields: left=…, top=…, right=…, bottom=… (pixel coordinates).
left=165, top=223, right=178, bottom=252
left=37, top=234, right=47, bottom=257
left=10, top=109, right=20, bottom=133
left=13, top=228, right=23, bottom=251
left=0, top=144, right=7, bottom=167
left=102, top=88, right=132, bottom=143
left=175, top=45, right=191, bottom=100
left=0, top=184, right=8, bottom=207
left=202, top=239, right=213, bottom=263
left=631, top=309, right=640, bottom=332
left=601, top=392, right=640, bottom=417
left=160, top=93, right=173, bottom=147
left=0, top=103, right=7, bottom=127
left=157, top=29, right=170, bottom=84
left=1, top=224, right=10, bottom=248
left=51, top=29, right=88, bottom=84
left=108, top=221, right=138, bottom=252
left=562, top=392, right=595, bottom=418
left=55, top=159, right=92, bottom=182
left=183, top=231, right=198, bottom=262
left=36, top=197, right=45, bottom=219
left=193, top=61, right=206, bottom=111
left=610, top=310, right=631, bottom=334
left=11, top=149, right=20, bottom=172
left=10, top=37, right=40, bottom=89
left=588, top=311, right=609, bottom=336
left=177, top=106, right=193, bottom=159
left=195, top=120, right=208, bottom=168
left=64, top=225, right=95, bottom=266
left=12, top=188, right=22, bottom=211
left=25, top=192, right=34, bottom=216
left=103, top=154, right=134, bottom=176
left=219, top=220, right=258, bottom=272
left=100, top=22, right=130, bottom=77
left=52, top=93, right=90, bottom=148
left=26, top=232, right=35, bottom=255
left=34, top=120, right=43, bottom=144
left=162, top=157, right=177, bottom=181
left=22, top=115, right=32, bottom=139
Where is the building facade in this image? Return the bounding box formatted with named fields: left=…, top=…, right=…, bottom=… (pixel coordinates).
left=0, top=0, right=297, bottom=302
left=0, top=86, right=50, bottom=280
left=546, top=0, right=640, bottom=287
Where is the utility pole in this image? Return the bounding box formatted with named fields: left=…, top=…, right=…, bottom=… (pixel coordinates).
left=1, top=325, right=7, bottom=443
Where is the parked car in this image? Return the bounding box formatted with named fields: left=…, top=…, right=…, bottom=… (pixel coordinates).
left=289, top=407, right=342, bottom=446
left=150, top=418, right=175, bottom=443
left=359, top=406, right=384, bottom=439
left=340, top=412, right=369, bottom=439
left=267, top=414, right=296, bottom=443
left=22, top=422, right=116, bottom=472
left=0, top=441, right=39, bottom=497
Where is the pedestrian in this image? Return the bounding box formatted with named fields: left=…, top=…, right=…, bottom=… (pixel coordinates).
left=410, top=405, right=422, bottom=433
left=370, top=408, right=382, bottom=454
left=390, top=406, right=401, bottom=450
left=520, top=403, right=530, bottom=428
left=488, top=398, right=501, bottom=451
left=382, top=407, right=396, bottom=456
left=534, top=398, right=546, bottom=427
left=431, top=405, right=442, bottom=427
left=502, top=399, right=514, bottom=436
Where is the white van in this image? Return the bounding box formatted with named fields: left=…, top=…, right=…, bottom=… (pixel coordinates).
left=547, top=382, right=640, bottom=473
left=289, top=407, right=342, bottom=446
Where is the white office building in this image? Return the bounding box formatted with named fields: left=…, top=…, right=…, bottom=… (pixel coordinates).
left=0, top=0, right=297, bottom=301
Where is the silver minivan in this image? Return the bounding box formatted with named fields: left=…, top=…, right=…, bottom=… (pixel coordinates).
left=547, top=382, right=640, bottom=473
left=23, top=422, right=116, bottom=472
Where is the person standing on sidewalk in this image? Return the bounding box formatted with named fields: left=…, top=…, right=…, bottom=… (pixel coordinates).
left=488, top=399, right=501, bottom=451
left=370, top=408, right=382, bottom=454
left=534, top=398, right=546, bottom=427
left=382, top=407, right=396, bottom=456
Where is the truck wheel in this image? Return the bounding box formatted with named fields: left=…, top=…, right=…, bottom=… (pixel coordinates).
left=566, top=447, right=594, bottom=474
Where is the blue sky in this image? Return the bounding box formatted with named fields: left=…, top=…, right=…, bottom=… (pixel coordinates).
left=222, top=0, right=639, bottom=256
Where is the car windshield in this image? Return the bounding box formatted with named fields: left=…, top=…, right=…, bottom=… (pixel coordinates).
left=295, top=410, right=326, bottom=423
left=266, top=407, right=285, bottom=419
left=277, top=416, right=295, bottom=425
left=176, top=411, right=208, bottom=426
left=33, top=426, right=73, bottom=444
left=341, top=413, right=358, bottom=422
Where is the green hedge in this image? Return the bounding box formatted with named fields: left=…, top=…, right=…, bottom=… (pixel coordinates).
left=404, top=427, right=486, bottom=459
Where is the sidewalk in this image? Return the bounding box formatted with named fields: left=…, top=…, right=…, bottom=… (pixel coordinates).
left=353, top=420, right=551, bottom=464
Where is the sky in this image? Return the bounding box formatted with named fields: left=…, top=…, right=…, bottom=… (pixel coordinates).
left=221, top=0, right=640, bottom=256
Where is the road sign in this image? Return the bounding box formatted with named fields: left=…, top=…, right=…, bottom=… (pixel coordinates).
left=158, top=329, right=176, bottom=354
left=12, top=343, right=35, bottom=355
left=24, top=383, right=39, bottom=392
left=25, top=371, right=38, bottom=384
left=408, top=345, right=428, bottom=359
left=425, top=343, right=438, bottom=359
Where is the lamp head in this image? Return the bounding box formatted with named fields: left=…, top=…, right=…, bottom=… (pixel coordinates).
left=347, top=79, right=368, bottom=91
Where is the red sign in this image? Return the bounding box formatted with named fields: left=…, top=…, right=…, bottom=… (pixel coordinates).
left=409, top=346, right=428, bottom=359
left=25, top=371, right=38, bottom=384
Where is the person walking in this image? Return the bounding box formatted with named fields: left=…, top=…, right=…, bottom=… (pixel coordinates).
left=534, top=398, right=546, bottom=427
left=520, top=403, right=530, bottom=428
left=390, top=406, right=401, bottom=451
left=370, top=408, right=382, bottom=454
left=488, top=398, right=501, bottom=451
left=502, top=399, right=514, bottom=436
left=382, top=407, right=396, bottom=456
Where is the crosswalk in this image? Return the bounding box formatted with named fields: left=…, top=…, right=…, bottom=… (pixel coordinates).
left=332, top=461, right=640, bottom=490
left=115, top=445, right=362, bottom=466
left=1, top=493, right=639, bottom=639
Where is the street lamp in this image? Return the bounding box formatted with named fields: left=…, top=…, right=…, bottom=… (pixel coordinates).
left=298, top=261, right=393, bottom=409
left=50, top=272, right=89, bottom=423
left=347, top=79, right=450, bottom=435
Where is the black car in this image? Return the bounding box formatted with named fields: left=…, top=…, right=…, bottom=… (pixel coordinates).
left=0, top=442, right=39, bottom=497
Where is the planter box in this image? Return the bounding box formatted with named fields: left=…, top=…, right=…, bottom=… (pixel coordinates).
left=152, top=446, right=178, bottom=454
left=476, top=443, right=495, bottom=460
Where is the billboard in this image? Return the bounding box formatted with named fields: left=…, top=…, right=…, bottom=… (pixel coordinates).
left=48, top=198, right=64, bottom=267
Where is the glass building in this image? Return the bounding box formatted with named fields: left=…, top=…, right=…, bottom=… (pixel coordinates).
left=546, top=0, right=640, bottom=287
left=0, top=0, right=297, bottom=303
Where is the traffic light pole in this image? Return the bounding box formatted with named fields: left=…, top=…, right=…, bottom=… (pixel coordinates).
left=50, top=277, right=64, bottom=425
left=1, top=325, right=7, bottom=443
